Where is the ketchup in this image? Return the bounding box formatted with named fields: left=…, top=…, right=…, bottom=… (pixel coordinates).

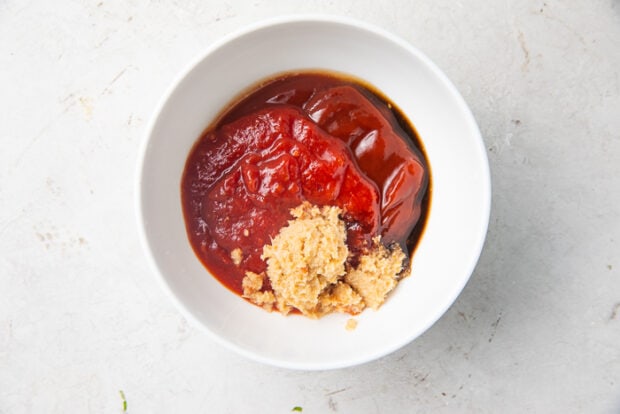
left=181, top=72, right=430, bottom=294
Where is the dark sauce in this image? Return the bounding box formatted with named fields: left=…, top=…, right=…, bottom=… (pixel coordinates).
left=181, top=71, right=431, bottom=294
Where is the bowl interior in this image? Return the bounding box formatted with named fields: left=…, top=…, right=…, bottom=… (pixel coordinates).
left=138, top=17, right=490, bottom=370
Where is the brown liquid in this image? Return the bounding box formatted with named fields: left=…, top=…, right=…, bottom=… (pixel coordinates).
left=181, top=71, right=431, bottom=294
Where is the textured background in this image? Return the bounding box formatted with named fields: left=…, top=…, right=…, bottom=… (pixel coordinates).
left=1, top=0, right=619, bottom=412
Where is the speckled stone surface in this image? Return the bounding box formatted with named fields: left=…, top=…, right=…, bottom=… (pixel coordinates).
left=1, top=1, right=619, bottom=412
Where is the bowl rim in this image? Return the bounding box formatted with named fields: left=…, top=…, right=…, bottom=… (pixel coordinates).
left=135, top=14, right=491, bottom=370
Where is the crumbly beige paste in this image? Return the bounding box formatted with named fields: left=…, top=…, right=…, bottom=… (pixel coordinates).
left=241, top=202, right=406, bottom=318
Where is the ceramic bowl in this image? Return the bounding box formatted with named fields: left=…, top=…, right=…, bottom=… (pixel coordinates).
left=136, top=16, right=490, bottom=370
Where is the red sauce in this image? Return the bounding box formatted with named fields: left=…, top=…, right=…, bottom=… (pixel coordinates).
left=181, top=71, right=430, bottom=294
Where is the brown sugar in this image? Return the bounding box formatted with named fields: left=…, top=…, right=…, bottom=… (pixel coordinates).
left=345, top=237, right=406, bottom=310
left=241, top=202, right=406, bottom=318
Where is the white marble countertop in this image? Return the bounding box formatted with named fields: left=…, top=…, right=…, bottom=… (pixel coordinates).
left=1, top=1, right=619, bottom=412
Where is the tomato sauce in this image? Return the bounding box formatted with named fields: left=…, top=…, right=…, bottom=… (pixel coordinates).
left=181, top=72, right=430, bottom=294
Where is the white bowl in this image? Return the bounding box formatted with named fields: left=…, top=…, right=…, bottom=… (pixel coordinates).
left=136, top=16, right=490, bottom=370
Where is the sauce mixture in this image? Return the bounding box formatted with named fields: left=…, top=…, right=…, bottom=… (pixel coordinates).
left=181, top=71, right=430, bottom=295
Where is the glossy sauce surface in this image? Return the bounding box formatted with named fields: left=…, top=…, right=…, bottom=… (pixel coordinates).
left=181, top=72, right=430, bottom=294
